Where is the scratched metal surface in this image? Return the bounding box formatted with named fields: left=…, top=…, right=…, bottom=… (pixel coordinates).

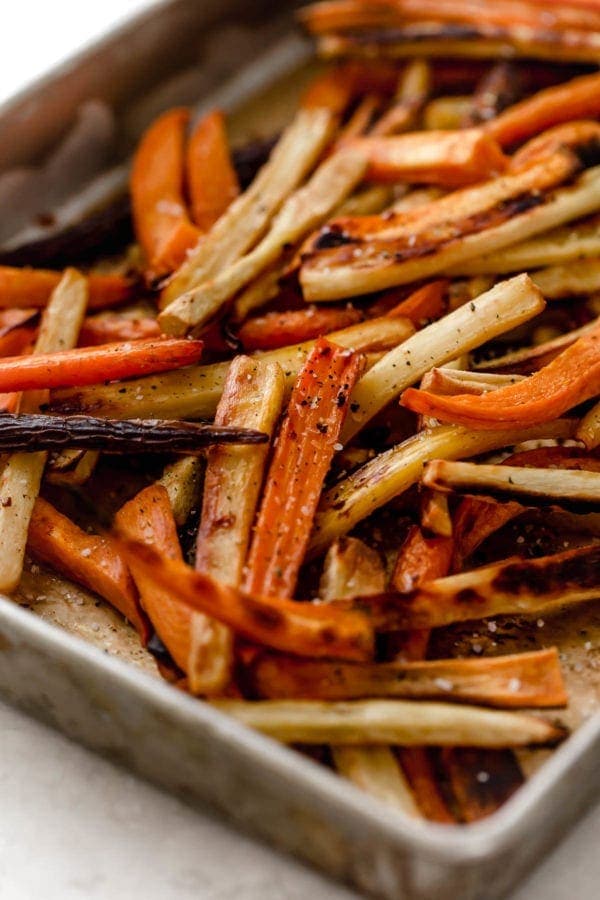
left=0, top=2, right=600, bottom=897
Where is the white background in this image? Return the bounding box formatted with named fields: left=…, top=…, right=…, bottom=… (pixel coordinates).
left=1, top=2, right=599, bottom=898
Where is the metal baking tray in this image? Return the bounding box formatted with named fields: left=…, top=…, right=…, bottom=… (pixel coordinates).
left=1, top=2, right=599, bottom=897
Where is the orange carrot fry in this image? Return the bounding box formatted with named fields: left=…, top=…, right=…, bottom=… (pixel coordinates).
left=0, top=324, right=37, bottom=358
left=78, top=315, right=161, bottom=347
left=238, top=306, right=362, bottom=351
left=186, top=110, right=240, bottom=231
left=384, top=280, right=447, bottom=327
left=401, top=322, right=600, bottom=429
left=352, top=130, right=507, bottom=187
left=115, top=484, right=231, bottom=692
left=117, top=539, right=374, bottom=662
left=131, top=108, right=200, bottom=280
left=0, top=338, right=203, bottom=392
left=397, top=747, right=455, bottom=823
left=27, top=497, right=149, bottom=642
left=452, top=496, right=524, bottom=571
left=0, top=266, right=135, bottom=311
left=301, top=61, right=399, bottom=115
left=244, top=338, right=363, bottom=598
left=392, top=525, right=454, bottom=593
left=487, top=71, right=600, bottom=148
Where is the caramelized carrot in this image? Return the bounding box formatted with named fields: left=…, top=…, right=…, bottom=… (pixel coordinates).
left=130, top=108, right=200, bottom=280
left=0, top=267, right=135, bottom=311
left=117, top=539, right=374, bottom=662
left=352, top=130, right=507, bottom=187
left=487, top=71, right=600, bottom=148
left=396, top=748, right=456, bottom=823
left=0, top=337, right=203, bottom=392
left=244, top=338, right=363, bottom=598
left=385, top=280, right=447, bottom=327
left=238, top=306, right=362, bottom=351
left=452, top=496, right=524, bottom=571
left=391, top=525, right=454, bottom=593
left=401, top=322, right=600, bottom=429
left=186, top=110, right=240, bottom=231
left=27, top=497, right=149, bottom=642
left=78, top=315, right=161, bottom=347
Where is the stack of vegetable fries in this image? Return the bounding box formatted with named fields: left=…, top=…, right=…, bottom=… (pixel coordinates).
left=3, top=0, right=600, bottom=824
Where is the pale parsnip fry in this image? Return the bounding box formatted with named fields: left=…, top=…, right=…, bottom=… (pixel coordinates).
left=211, top=699, right=565, bottom=747
left=445, top=216, right=600, bottom=276
left=371, top=58, right=431, bottom=136
left=332, top=746, right=422, bottom=816
left=301, top=166, right=600, bottom=301
left=390, top=186, right=444, bottom=213
left=50, top=315, right=414, bottom=421
left=375, top=544, right=600, bottom=631
left=424, top=460, right=600, bottom=505
left=0, top=269, right=87, bottom=593
left=251, top=648, right=567, bottom=707
left=531, top=258, right=600, bottom=300
left=335, top=184, right=394, bottom=217
left=233, top=262, right=286, bottom=322
left=427, top=369, right=525, bottom=395
left=196, top=357, right=285, bottom=586
left=46, top=449, right=100, bottom=487
left=161, top=107, right=336, bottom=308
left=421, top=490, right=452, bottom=537
left=159, top=148, right=368, bottom=335
left=319, top=537, right=386, bottom=601
left=158, top=456, right=204, bottom=527
left=309, top=420, right=576, bottom=557
left=341, top=274, right=545, bottom=441
left=578, top=399, right=600, bottom=450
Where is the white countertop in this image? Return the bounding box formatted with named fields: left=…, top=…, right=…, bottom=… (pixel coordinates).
left=1, top=3, right=599, bottom=897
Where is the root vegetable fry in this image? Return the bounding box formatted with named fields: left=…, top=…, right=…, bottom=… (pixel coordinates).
left=161, top=107, right=336, bottom=307
left=27, top=497, right=149, bottom=642
left=578, top=399, right=600, bottom=450
left=0, top=268, right=88, bottom=592
left=309, top=420, right=576, bottom=556
left=238, top=306, right=362, bottom=351
left=0, top=338, right=203, bottom=392
left=397, top=748, right=455, bottom=823
left=384, top=280, right=447, bottom=327
left=439, top=747, right=523, bottom=823
left=250, top=648, right=566, bottom=707
left=117, top=540, right=374, bottom=662
left=473, top=320, right=598, bottom=376
left=49, top=315, right=413, bottom=421
left=370, top=544, right=600, bottom=631
left=402, top=322, right=600, bottom=429
left=244, top=339, right=363, bottom=598
left=211, top=699, right=566, bottom=747
left=319, top=537, right=386, bottom=602
left=0, top=266, right=134, bottom=311
left=158, top=456, right=204, bottom=527
left=130, top=108, right=200, bottom=280
left=452, top=496, right=524, bottom=571
left=78, top=316, right=161, bottom=346
left=353, top=129, right=506, bottom=187
left=186, top=110, right=240, bottom=231
left=342, top=274, right=545, bottom=442
left=392, top=526, right=453, bottom=593
left=487, top=71, right=600, bottom=148
left=196, top=356, right=285, bottom=587
left=332, top=746, right=422, bottom=815
left=115, top=484, right=233, bottom=695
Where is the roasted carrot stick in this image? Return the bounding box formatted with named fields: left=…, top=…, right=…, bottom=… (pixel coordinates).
left=186, top=110, right=240, bottom=231
left=352, top=130, right=507, bottom=187
left=114, top=484, right=232, bottom=693
left=244, top=338, right=363, bottom=598
left=0, top=266, right=135, bottom=311
left=391, top=525, right=454, bottom=594
left=396, top=747, right=455, bottom=823
left=384, top=280, right=447, bottom=327
left=486, top=71, right=600, bottom=148
left=401, top=322, right=600, bottom=429
left=452, top=496, right=524, bottom=571
left=238, top=306, right=362, bottom=351
left=27, top=497, right=149, bottom=642
left=78, top=315, right=161, bottom=347
left=117, top=539, right=374, bottom=662
left=0, top=337, right=203, bottom=392
left=0, top=324, right=37, bottom=358
left=130, top=108, right=200, bottom=281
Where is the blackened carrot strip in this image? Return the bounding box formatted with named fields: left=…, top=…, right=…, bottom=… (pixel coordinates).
left=78, top=315, right=161, bottom=347
left=0, top=338, right=203, bottom=392
left=27, top=497, right=149, bottom=642
left=131, top=108, right=200, bottom=280
left=244, top=338, right=363, bottom=598
left=186, top=110, right=240, bottom=231
left=238, top=306, right=362, bottom=351
left=401, top=322, right=600, bottom=429
left=0, top=266, right=135, bottom=311
left=117, top=539, right=374, bottom=662
left=487, top=71, right=600, bottom=148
